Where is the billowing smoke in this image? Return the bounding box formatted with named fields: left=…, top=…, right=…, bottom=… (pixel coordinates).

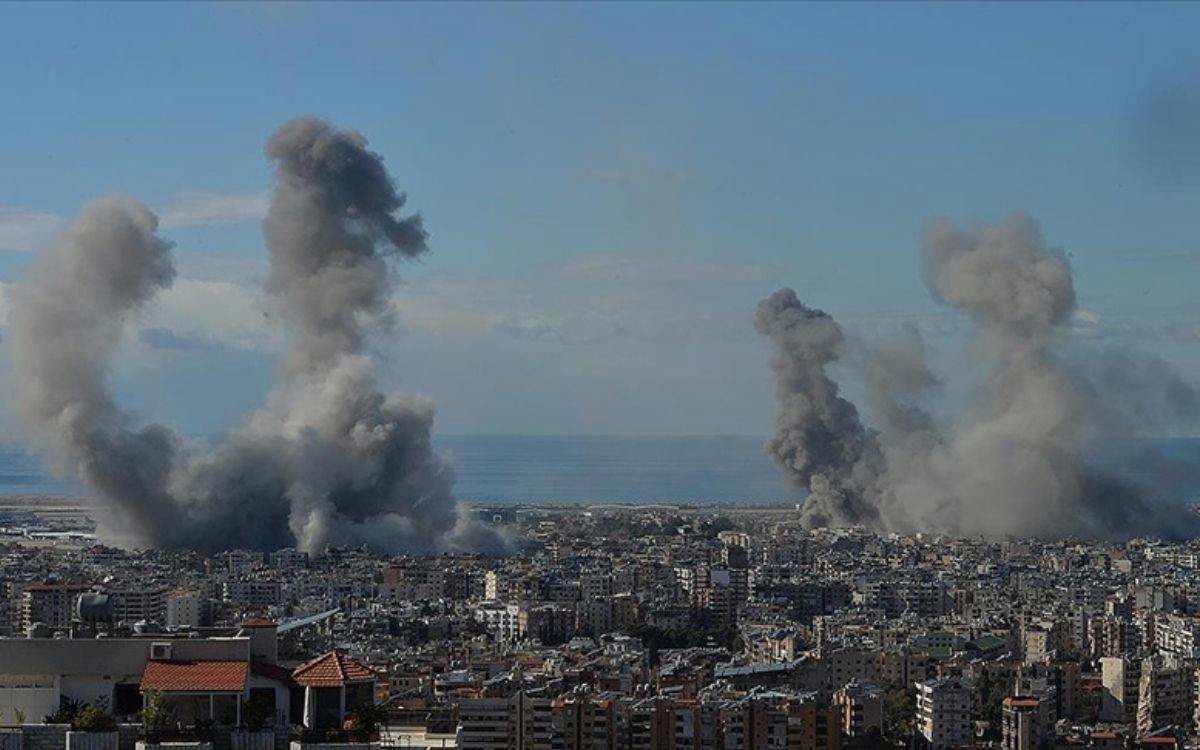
left=754, top=290, right=885, bottom=529
left=760, top=211, right=1200, bottom=539
left=14, top=118, right=505, bottom=554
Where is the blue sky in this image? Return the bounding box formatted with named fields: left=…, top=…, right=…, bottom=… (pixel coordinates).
left=1, top=2, right=1200, bottom=436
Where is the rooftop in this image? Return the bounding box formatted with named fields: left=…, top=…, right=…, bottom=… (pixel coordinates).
left=140, top=660, right=248, bottom=693
left=293, top=651, right=377, bottom=687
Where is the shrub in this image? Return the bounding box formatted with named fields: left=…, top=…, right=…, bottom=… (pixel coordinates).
left=347, top=702, right=387, bottom=741
left=72, top=705, right=117, bottom=733
left=140, top=691, right=167, bottom=732
left=45, top=697, right=84, bottom=725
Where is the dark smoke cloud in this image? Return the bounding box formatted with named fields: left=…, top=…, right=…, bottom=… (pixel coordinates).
left=754, top=289, right=884, bottom=529
left=14, top=118, right=505, bottom=554
left=760, top=212, right=1200, bottom=540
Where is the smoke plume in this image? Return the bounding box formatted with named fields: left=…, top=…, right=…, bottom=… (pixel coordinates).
left=760, top=212, right=1200, bottom=540
left=14, top=117, right=505, bottom=554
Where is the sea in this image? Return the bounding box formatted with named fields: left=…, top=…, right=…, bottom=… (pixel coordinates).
left=3, top=435, right=1200, bottom=506
left=0, top=435, right=794, bottom=505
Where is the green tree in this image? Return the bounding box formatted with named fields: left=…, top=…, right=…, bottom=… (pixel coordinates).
left=141, top=691, right=168, bottom=733
left=881, top=681, right=915, bottom=745
left=72, top=705, right=117, bottom=733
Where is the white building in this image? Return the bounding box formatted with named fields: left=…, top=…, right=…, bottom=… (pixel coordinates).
left=108, top=586, right=168, bottom=625
left=224, top=580, right=282, bottom=609
left=474, top=601, right=521, bottom=642
left=1154, top=613, right=1200, bottom=659
left=0, top=633, right=291, bottom=725
left=166, top=590, right=204, bottom=629
left=915, top=676, right=972, bottom=750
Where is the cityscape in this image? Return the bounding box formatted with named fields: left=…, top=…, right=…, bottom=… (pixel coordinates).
left=4, top=3, right=1200, bottom=750
left=5, top=501, right=1200, bottom=749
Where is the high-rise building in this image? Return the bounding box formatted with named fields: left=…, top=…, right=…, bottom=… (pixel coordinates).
left=915, top=677, right=972, bottom=750
left=166, top=589, right=205, bottom=629
left=18, top=583, right=90, bottom=633
left=1100, top=656, right=1142, bottom=724
left=1001, top=696, right=1049, bottom=750
left=457, top=692, right=555, bottom=750
left=832, top=680, right=882, bottom=741
left=1136, top=655, right=1194, bottom=737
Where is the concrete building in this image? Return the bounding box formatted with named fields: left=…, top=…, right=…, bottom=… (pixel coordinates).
left=1136, top=656, right=1193, bottom=736
left=17, top=583, right=91, bottom=633
left=554, top=692, right=616, bottom=750
left=832, top=680, right=882, bottom=741
left=457, top=692, right=554, bottom=750
left=1153, top=614, right=1200, bottom=659
left=223, top=580, right=282, bottom=609
left=1100, top=656, right=1142, bottom=724
left=166, top=589, right=205, bottom=629
left=1001, top=696, right=1049, bottom=750
left=786, top=697, right=841, bottom=750
left=0, top=631, right=293, bottom=725
left=476, top=601, right=521, bottom=643
left=107, top=586, right=168, bottom=625
left=915, top=677, right=972, bottom=750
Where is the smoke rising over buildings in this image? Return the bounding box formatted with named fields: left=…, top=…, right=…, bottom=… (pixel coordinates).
left=13, top=118, right=504, bottom=554
left=760, top=212, right=1200, bottom=540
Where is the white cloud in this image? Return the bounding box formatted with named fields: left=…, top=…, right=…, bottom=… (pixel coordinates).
left=157, top=191, right=269, bottom=229
left=0, top=205, right=65, bottom=252
left=389, top=252, right=772, bottom=348
left=142, top=277, right=281, bottom=352
left=495, top=311, right=626, bottom=345
left=564, top=252, right=775, bottom=284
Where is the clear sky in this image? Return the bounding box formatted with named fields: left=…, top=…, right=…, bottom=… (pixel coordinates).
left=1, top=2, right=1199, bottom=437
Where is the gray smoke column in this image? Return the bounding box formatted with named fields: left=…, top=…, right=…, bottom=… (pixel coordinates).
left=754, top=289, right=885, bottom=529
left=13, top=197, right=184, bottom=546
left=13, top=118, right=505, bottom=554
left=760, top=211, right=1200, bottom=539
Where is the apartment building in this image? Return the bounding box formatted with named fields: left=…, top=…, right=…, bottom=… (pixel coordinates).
left=17, top=583, right=91, bottom=633
left=166, top=589, right=205, bottom=629
left=107, top=586, right=168, bottom=624
left=1100, top=656, right=1142, bottom=724
left=915, top=677, right=972, bottom=750
left=1136, top=656, right=1193, bottom=736
left=223, top=579, right=282, bottom=609
left=1153, top=613, right=1200, bottom=659
left=1001, top=696, right=1049, bottom=750
left=457, top=692, right=555, bottom=750
left=832, top=680, right=882, bottom=740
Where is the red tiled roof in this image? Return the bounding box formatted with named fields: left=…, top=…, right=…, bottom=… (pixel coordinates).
left=292, top=651, right=377, bottom=687
left=140, top=660, right=248, bottom=693
left=241, top=618, right=277, bottom=628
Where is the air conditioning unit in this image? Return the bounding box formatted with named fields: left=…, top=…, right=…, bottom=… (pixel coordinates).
left=149, top=642, right=172, bottom=661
